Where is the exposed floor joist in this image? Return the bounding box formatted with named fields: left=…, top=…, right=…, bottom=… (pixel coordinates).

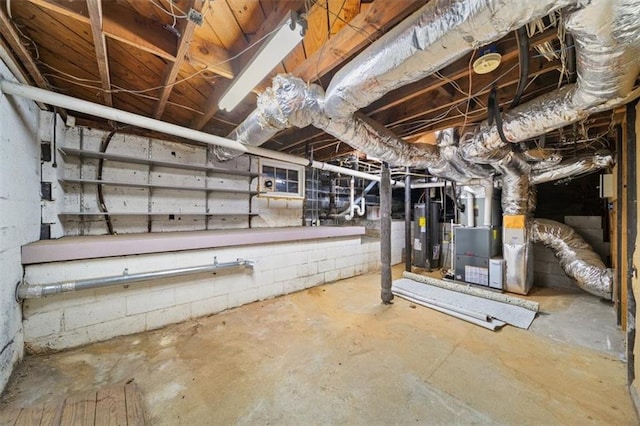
left=86, top=0, right=112, bottom=106
left=154, top=0, right=206, bottom=119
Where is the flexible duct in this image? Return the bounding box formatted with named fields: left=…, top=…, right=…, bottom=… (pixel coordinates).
left=531, top=152, right=614, bottom=184
left=223, top=1, right=578, bottom=179
left=323, top=0, right=575, bottom=119
left=460, top=0, right=640, bottom=163
left=530, top=218, right=613, bottom=299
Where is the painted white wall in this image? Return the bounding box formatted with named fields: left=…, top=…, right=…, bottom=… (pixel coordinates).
left=22, top=221, right=405, bottom=352
left=0, top=61, right=41, bottom=391
left=53, top=128, right=302, bottom=236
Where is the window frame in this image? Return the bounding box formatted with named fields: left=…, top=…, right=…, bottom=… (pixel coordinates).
left=258, top=158, right=305, bottom=199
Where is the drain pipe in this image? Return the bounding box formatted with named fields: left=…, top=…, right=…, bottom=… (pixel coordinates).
left=345, top=177, right=365, bottom=220
left=17, top=259, right=253, bottom=299
left=0, top=79, right=404, bottom=186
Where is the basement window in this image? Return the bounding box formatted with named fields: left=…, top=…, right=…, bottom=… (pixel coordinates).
left=259, top=159, right=305, bottom=198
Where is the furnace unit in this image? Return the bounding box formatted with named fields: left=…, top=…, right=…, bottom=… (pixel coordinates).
left=454, top=227, right=502, bottom=287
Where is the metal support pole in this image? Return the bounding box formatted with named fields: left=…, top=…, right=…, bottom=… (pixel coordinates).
left=626, top=99, right=638, bottom=385
left=381, top=162, right=393, bottom=304
left=424, top=188, right=432, bottom=271
left=404, top=169, right=412, bottom=272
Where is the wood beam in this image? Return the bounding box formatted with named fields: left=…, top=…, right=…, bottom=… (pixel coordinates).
left=154, top=0, right=206, bottom=119
left=86, top=0, right=112, bottom=106
left=187, top=39, right=234, bottom=79
left=27, top=0, right=177, bottom=60
left=0, top=5, right=50, bottom=89
left=293, top=0, right=428, bottom=82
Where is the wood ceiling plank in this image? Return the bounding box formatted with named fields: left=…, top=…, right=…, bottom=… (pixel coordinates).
left=303, top=1, right=329, bottom=59
left=154, top=0, right=206, bottom=118
left=26, top=0, right=178, bottom=61
left=102, top=3, right=178, bottom=60
left=86, top=0, right=113, bottom=106
left=294, top=0, right=428, bottom=82
left=187, top=39, right=235, bottom=79
left=328, top=0, right=361, bottom=36
left=0, top=4, right=51, bottom=89
left=207, top=0, right=244, bottom=49
left=10, top=2, right=100, bottom=79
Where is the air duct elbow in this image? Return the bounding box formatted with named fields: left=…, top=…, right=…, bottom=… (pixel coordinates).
left=530, top=218, right=613, bottom=300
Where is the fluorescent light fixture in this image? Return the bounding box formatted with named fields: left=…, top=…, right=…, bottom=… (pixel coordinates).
left=218, top=12, right=306, bottom=112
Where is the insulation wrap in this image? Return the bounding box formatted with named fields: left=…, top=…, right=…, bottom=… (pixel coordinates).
left=530, top=218, right=613, bottom=299
left=324, top=0, right=575, bottom=119
left=460, top=0, right=640, bottom=162
left=531, top=152, right=614, bottom=184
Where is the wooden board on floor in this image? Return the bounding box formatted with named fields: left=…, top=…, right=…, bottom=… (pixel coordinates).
left=0, top=382, right=145, bottom=426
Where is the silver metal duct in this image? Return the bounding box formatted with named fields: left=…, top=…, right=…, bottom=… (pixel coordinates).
left=219, top=75, right=487, bottom=181
left=531, top=152, right=614, bottom=184
left=323, top=0, right=576, bottom=119
left=494, top=152, right=532, bottom=215
left=460, top=0, right=640, bottom=162
left=530, top=218, right=613, bottom=299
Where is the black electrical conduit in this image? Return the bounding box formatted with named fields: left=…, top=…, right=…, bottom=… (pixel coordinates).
left=97, top=129, right=117, bottom=234
left=510, top=26, right=530, bottom=109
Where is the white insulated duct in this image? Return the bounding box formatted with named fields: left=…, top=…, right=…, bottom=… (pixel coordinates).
left=531, top=152, right=614, bottom=184
left=323, top=0, right=576, bottom=119
left=221, top=0, right=579, bottom=180
left=530, top=218, right=613, bottom=299
left=460, top=0, right=640, bottom=165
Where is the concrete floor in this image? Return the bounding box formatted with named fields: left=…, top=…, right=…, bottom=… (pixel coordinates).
left=1, top=266, right=637, bottom=425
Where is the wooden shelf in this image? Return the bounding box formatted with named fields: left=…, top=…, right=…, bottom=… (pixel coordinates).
left=59, top=147, right=259, bottom=178
left=60, top=178, right=260, bottom=195
left=59, top=212, right=259, bottom=216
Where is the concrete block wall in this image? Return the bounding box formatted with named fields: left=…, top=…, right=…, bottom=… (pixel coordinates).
left=0, top=62, right=42, bottom=391
left=22, top=222, right=405, bottom=352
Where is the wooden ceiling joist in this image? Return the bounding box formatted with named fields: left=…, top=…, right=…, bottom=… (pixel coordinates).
left=154, top=0, right=206, bottom=119
left=86, top=0, right=113, bottom=106
left=0, top=5, right=49, bottom=90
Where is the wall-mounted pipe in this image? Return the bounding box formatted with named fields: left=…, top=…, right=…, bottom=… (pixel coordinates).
left=0, top=79, right=405, bottom=186
left=17, top=259, right=254, bottom=299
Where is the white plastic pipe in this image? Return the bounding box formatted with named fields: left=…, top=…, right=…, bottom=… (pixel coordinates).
left=465, top=191, right=475, bottom=227
left=0, top=79, right=405, bottom=186
left=345, top=177, right=366, bottom=220
left=483, top=180, right=494, bottom=227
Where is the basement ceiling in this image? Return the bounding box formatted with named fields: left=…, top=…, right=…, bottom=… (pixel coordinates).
left=0, top=0, right=621, bottom=163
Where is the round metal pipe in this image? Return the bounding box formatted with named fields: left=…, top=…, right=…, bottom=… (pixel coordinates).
left=17, top=260, right=253, bottom=299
